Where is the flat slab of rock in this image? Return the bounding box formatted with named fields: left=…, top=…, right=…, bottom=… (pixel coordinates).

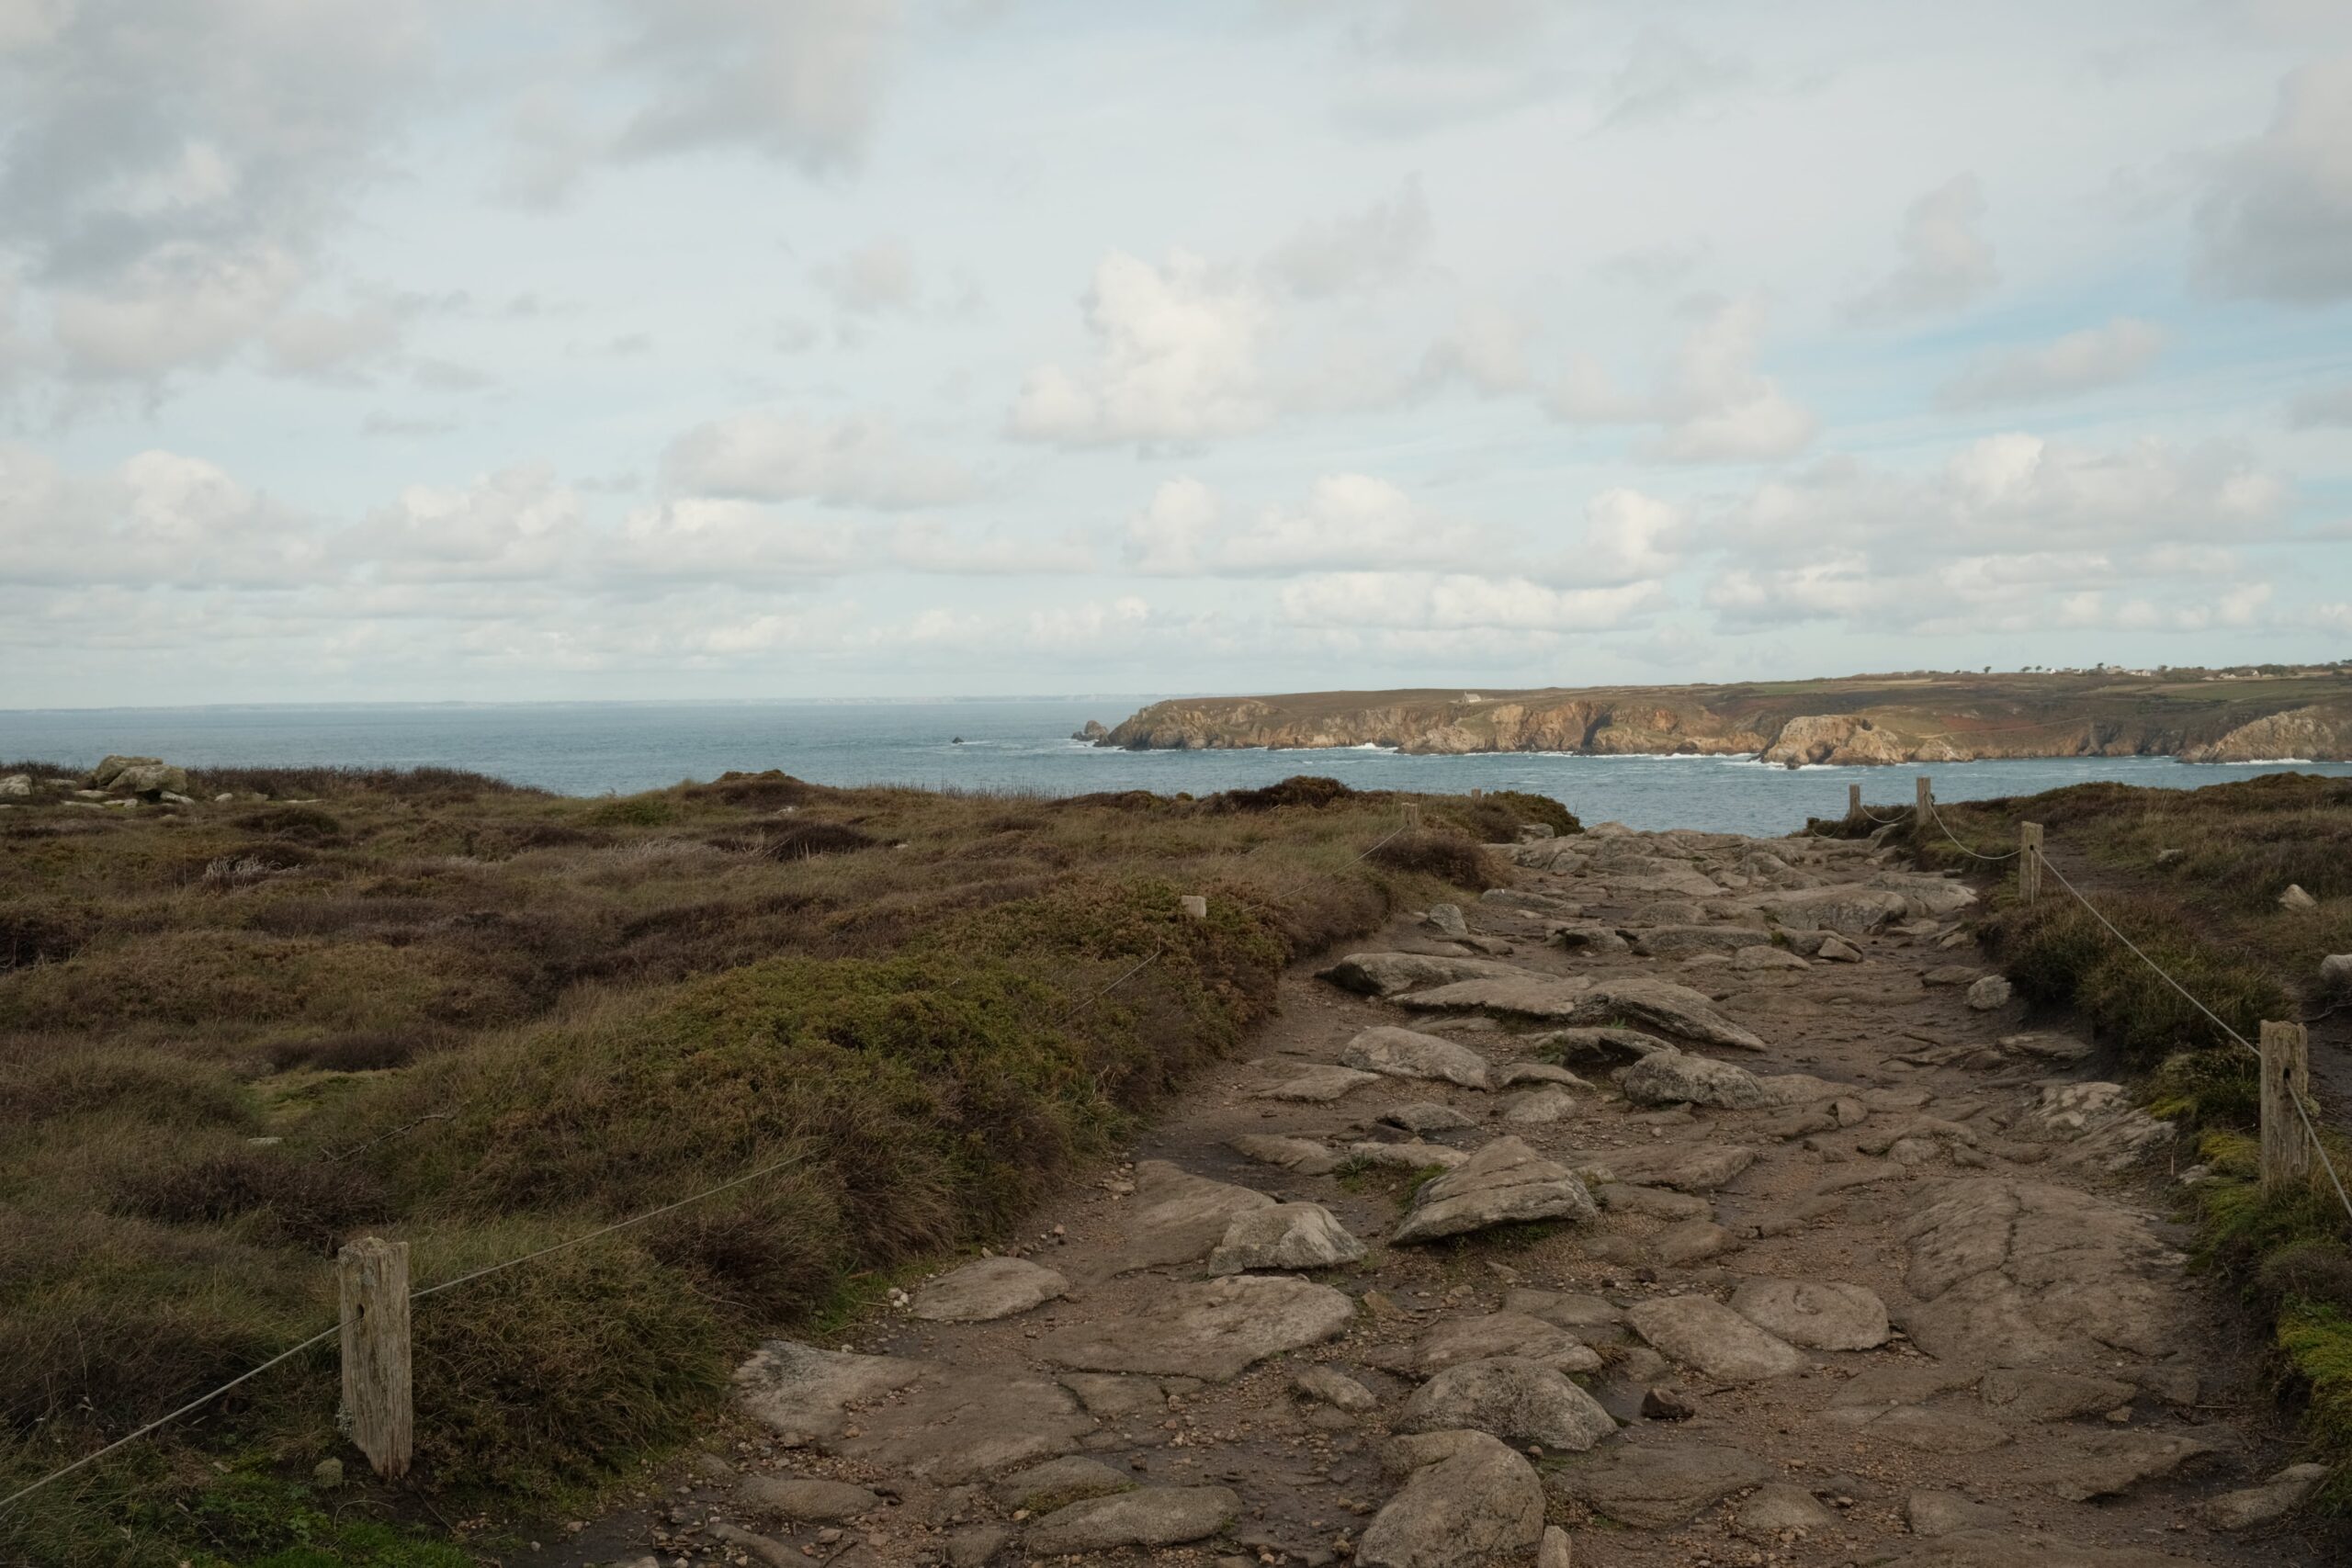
left=1978, top=1367, right=2133, bottom=1421
left=1320, top=953, right=1528, bottom=998
left=1227, top=1133, right=1341, bottom=1175
left=1547, top=1440, right=1773, bottom=1527
left=1900, top=1179, right=2182, bottom=1365
left=1025, top=1485, right=1238, bottom=1554
left=1732, top=943, right=1810, bottom=971
left=1751, top=886, right=1909, bottom=936
left=1863, top=1404, right=2012, bottom=1453
left=733, top=1340, right=926, bottom=1446
left=1341, top=1025, right=1496, bottom=1089
left=1102, top=1161, right=1274, bottom=1274
left=1393, top=1136, right=1597, bottom=1243
left=1037, top=1276, right=1353, bottom=1382
left=2196, top=1461, right=2329, bottom=1529
left=993, top=1455, right=1136, bottom=1510
left=1729, top=1278, right=1890, bottom=1350
left=1381, top=1102, right=1478, bottom=1134
left=1529, top=1025, right=1677, bottom=1064
left=1622, top=1046, right=1770, bottom=1109
left=1625, top=1295, right=1804, bottom=1381
left=1600, top=1142, right=1757, bottom=1192
left=1498, top=1061, right=1585, bottom=1088
left=911, top=1257, right=1069, bottom=1322
left=741, top=1476, right=881, bottom=1521
left=1734, top=1483, right=1834, bottom=1539
left=1345, top=1140, right=1471, bottom=1170
left=1403, top=974, right=1764, bottom=1052
left=1905, top=1491, right=2008, bottom=1538
left=1634, top=924, right=1773, bottom=957
left=834, top=1369, right=1095, bottom=1483
left=1257, top=1065, right=1382, bottom=1102
left=2046, top=1429, right=2227, bottom=1501
left=1501, top=1087, right=1575, bottom=1123
left=1400, top=1357, right=1615, bottom=1451
left=1416, top=1311, right=1601, bottom=1375
left=1360, top=1430, right=1545, bottom=1568
left=1205, top=1201, right=1366, bottom=1274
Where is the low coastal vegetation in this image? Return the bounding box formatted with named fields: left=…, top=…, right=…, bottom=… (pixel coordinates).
left=1827, top=773, right=2352, bottom=1504
left=0, top=762, right=1555, bottom=1566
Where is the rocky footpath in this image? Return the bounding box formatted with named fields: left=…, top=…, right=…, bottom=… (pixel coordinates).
left=549, top=823, right=2330, bottom=1568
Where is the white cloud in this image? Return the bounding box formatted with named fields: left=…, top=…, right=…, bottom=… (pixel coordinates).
left=1550, top=296, right=1817, bottom=463
left=1579, top=488, right=1684, bottom=583
left=1934, top=317, right=2166, bottom=411
left=2196, top=57, right=2352, bottom=303
left=0, top=443, right=325, bottom=587
left=1848, top=173, right=1999, bottom=322
left=1264, top=175, right=1432, bottom=297
left=50, top=242, right=304, bottom=381
left=1417, top=303, right=1535, bottom=395
left=609, top=498, right=857, bottom=584
left=609, top=0, right=903, bottom=173
left=662, top=411, right=977, bottom=509
left=814, top=240, right=918, bottom=316
left=1123, top=476, right=1220, bottom=575
left=264, top=298, right=412, bottom=381
left=1701, top=432, right=2293, bottom=632
left=1010, top=251, right=1269, bottom=446
left=888, top=522, right=1094, bottom=574
left=1280, top=571, right=1667, bottom=632
left=1124, top=473, right=1504, bottom=578
left=357, top=464, right=581, bottom=583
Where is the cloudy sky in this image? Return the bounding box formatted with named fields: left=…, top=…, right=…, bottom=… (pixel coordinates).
left=4, top=0, right=2350, bottom=706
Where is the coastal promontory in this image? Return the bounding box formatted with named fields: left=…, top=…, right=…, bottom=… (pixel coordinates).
left=1086, top=667, right=2352, bottom=765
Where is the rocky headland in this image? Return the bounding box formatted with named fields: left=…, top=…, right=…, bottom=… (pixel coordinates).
left=1085, top=670, right=2352, bottom=766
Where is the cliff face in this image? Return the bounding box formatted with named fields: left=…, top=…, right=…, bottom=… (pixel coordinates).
left=2180, top=705, right=2352, bottom=762
left=1091, top=674, right=2352, bottom=764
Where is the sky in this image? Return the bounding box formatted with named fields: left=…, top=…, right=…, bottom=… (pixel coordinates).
left=2, top=0, right=2350, bottom=707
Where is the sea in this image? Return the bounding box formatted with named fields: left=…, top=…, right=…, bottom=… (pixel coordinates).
left=7, top=699, right=2350, bottom=838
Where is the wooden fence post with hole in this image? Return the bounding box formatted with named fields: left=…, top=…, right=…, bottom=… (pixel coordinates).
left=1848, top=783, right=1861, bottom=822
left=1916, top=776, right=1932, bottom=820
left=2262, top=1021, right=2312, bottom=1196
left=1403, top=803, right=1422, bottom=830
left=338, top=1236, right=413, bottom=1480
left=2018, top=822, right=2043, bottom=906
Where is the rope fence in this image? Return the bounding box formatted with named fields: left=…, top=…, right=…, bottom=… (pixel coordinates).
left=5, top=809, right=1423, bottom=1518
left=1861, top=779, right=2352, bottom=1233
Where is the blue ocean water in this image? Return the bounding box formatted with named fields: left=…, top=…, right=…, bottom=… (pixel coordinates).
left=6, top=699, right=2348, bottom=838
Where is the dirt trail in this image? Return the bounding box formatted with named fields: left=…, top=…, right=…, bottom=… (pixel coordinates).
left=548, top=825, right=2338, bottom=1568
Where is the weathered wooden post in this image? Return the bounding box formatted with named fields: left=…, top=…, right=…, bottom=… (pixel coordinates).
left=2018, top=822, right=2044, bottom=905
left=1848, top=783, right=1861, bottom=821
left=1915, top=776, right=1932, bottom=820
left=1403, top=803, right=1422, bottom=830
left=338, top=1236, right=413, bottom=1480
left=2261, top=1021, right=2312, bottom=1196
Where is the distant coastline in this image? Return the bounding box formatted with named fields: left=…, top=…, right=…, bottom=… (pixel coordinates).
left=1080, top=667, right=2352, bottom=766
